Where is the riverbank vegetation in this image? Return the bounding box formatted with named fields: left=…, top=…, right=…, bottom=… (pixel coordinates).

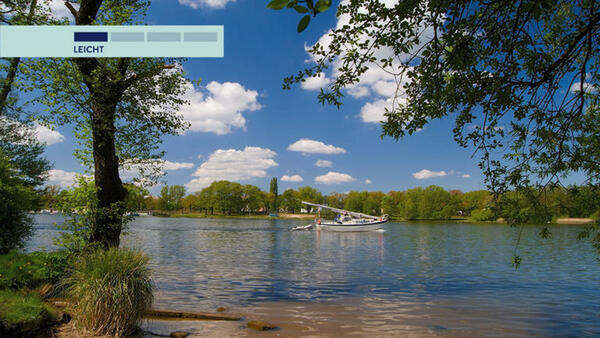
left=65, top=248, right=154, bottom=336
left=41, top=180, right=600, bottom=224
left=0, top=251, right=68, bottom=336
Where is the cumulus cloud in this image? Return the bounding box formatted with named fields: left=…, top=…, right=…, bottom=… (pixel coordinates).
left=178, top=0, right=236, bottom=9
left=46, top=169, right=81, bottom=188
left=163, top=160, right=194, bottom=171
left=180, top=81, right=262, bottom=135
left=186, top=146, right=278, bottom=192
left=301, top=73, right=331, bottom=90
left=360, top=98, right=390, bottom=123
left=412, top=169, right=447, bottom=179
left=462, top=174, right=471, bottom=178
left=364, top=179, right=372, bottom=184
left=303, top=0, right=432, bottom=125
left=120, top=159, right=194, bottom=182
left=287, top=139, right=346, bottom=155
left=47, top=0, right=78, bottom=19
left=281, top=175, right=303, bottom=182
left=315, top=171, right=355, bottom=184
left=570, top=81, right=598, bottom=94
left=34, top=123, right=64, bottom=145
left=315, top=159, right=333, bottom=167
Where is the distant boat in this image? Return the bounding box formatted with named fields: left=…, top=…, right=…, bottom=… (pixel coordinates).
left=293, top=201, right=388, bottom=232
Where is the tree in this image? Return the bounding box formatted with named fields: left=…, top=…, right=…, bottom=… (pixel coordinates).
left=26, top=0, right=190, bottom=248
left=124, top=184, right=149, bottom=212
left=277, top=0, right=600, bottom=190
left=0, top=150, right=39, bottom=253
left=209, top=181, right=244, bottom=215
left=181, top=194, right=197, bottom=213
left=41, top=184, right=62, bottom=211
left=272, top=0, right=600, bottom=258
left=269, top=177, right=278, bottom=212
left=242, top=184, right=266, bottom=214
left=344, top=191, right=366, bottom=212
left=297, top=186, right=323, bottom=211
left=158, top=185, right=186, bottom=211
left=326, top=192, right=345, bottom=209
left=280, top=188, right=301, bottom=213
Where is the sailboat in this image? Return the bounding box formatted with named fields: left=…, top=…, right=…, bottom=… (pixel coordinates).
left=292, top=201, right=388, bottom=232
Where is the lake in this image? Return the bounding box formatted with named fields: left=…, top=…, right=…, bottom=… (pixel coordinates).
left=28, top=215, right=600, bottom=337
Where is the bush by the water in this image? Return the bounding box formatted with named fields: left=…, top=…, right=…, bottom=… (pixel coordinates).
left=471, top=208, right=496, bottom=221
left=0, top=251, right=69, bottom=290
left=65, top=248, right=154, bottom=336
left=0, top=289, right=57, bottom=337
left=0, top=151, right=39, bottom=254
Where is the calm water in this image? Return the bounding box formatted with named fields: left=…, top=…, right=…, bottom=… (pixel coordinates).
left=28, top=215, right=600, bottom=337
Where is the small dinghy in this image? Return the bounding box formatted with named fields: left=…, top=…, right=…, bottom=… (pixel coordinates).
left=292, top=201, right=388, bottom=232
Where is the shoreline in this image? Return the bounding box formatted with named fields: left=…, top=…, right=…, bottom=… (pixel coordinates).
left=148, top=213, right=597, bottom=225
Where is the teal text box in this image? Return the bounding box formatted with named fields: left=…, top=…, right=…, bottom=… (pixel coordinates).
left=0, top=25, right=224, bottom=57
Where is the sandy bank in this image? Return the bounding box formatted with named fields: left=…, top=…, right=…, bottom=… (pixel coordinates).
left=555, top=218, right=595, bottom=224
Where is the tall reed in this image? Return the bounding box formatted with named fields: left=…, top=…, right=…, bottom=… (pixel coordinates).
left=65, top=248, right=154, bottom=336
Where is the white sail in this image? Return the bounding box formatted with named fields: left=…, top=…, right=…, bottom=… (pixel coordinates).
left=301, top=201, right=380, bottom=220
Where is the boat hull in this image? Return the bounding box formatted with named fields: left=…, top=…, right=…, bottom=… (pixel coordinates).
left=316, top=220, right=386, bottom=232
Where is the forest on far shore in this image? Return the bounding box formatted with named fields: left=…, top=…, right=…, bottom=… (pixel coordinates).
left=40, top=179, right=600, bottom=224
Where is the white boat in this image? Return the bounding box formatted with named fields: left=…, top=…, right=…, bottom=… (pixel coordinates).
left=292, top=201, right=388, bottom=232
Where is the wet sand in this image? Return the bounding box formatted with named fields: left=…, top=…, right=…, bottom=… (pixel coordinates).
left=142, top=296, right=553, bottom=337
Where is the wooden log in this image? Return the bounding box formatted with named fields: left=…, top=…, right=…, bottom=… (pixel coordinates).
left=247, top=320, right=277, bottom=331
left=145, top=309, right=242, bottom=321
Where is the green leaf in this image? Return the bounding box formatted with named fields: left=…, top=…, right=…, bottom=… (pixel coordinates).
left=297, top=15, right=310, bottom=32
left=315, top=0, right=331, bottom=13
left=266, top=0, right=288, bottom=10
left=294, top=5, right=308, bottom=14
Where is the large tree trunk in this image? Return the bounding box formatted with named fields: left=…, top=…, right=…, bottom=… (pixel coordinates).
left=89, top=98, right=127, bottom=248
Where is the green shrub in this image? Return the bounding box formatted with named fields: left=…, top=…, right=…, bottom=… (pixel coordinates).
left=0, top=289, right=57, bottom=337
left=65, top=248, right=154, bottom=336
left=0, top=151, right=39, bottom=254
left=471, top=208, right=496, bottom=221
left=0, top=251, right=69, bottom=290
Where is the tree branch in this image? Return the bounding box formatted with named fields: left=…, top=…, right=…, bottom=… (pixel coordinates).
left=64, top=1, right=78, bottom=19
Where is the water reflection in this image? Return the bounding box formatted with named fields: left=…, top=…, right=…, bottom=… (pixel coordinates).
left=27, top=215, right=600, bottom=336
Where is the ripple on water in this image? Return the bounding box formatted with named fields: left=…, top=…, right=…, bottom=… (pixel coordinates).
left=26, top=215, right=600, bottom=337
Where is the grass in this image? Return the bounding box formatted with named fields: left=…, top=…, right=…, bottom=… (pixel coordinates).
left=0, top=251, right=69, bottom=290
left=0, top=289, right=56, bottom=337
left=65, top=247, right=154, bottom=336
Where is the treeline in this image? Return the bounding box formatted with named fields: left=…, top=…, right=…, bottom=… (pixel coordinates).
left=41, top=179, right=600, bottom=222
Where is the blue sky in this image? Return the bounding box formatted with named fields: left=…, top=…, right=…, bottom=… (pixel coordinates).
left=41, top=0, right=492, bottom=195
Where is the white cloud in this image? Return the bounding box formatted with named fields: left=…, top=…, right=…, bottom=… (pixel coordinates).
left=47, top=0, right=77, bottom=19
left=34, top=123, right=64, bottom=145
left=186, top=146, right=278, bottom=192
left=462, top=174, right=471, bottom=178
left=570, top=81, right=598, bottom=94
left=303, top=0, right=432, bottom=125
left=360, top=98, right=390, bottom=123
left=46, top=169, right=80, bottom=188
left=181, top=81, right=262, bottom=135
left=315, top=159, right=333, bottom=167
left=315, top=171, right=355, bottom=184
left=364, top=179, right=372, bottom=184
left=287, top=139, right=346, bottom=155
left=120, top=159, right=194, bottom=182
left=301, top=73, right=331, bottom=90
left=347, top=85, right=371, bottom=98
left=178, top=0, right=236, bottom=9
left=412, top=169, right=447, bottom=179
left=281, top=175, right=303, bottom=182
left=163, top=160, right=194, bottom=171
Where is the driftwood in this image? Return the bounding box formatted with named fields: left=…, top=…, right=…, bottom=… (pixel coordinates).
left=47, top=299, right=242, bottom=321
left=145, top=309, right=242, bottom=321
